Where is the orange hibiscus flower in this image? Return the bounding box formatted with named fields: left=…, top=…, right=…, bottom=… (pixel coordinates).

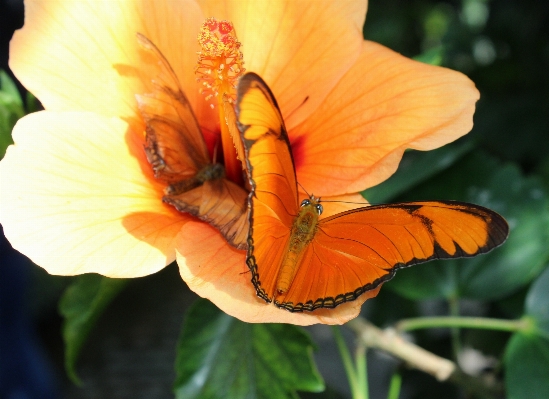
left=0, top=0, right=479, bottom=325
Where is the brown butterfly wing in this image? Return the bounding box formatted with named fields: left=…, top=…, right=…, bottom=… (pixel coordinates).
left=163, top=178, right=249, bottom=249
left=137, top=34, right=248, bottom=248
left=275, top=201, right=509, bottom=311
left=136, top=33, right=210, bottom=183
left=237, top=73, right=299, bottom=302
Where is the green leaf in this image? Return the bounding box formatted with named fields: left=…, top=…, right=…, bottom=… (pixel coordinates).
left=0, top=106, right=16, bottom=159
left=525, top=266, right=549, bottom=339
left=25, top=91, right=41, bottom=113
left=537, top=156, right=549, bottom=193
left=59, top=274, right=128, bottom=384
left=174, top=299, right=324, bottom=399
left=413, top=46, right=444, bottom=66
left=387, top=151, right=549, bottom=301
left=0, top=70, right=23, bottom=106
left=0, top=70, right=25, bottom=159
left=504, top=333, right=549, bottom=399
left=362, top=139, right=473, bottom=204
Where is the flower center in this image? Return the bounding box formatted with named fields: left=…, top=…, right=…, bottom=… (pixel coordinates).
left=196, top=18, right=245, bottom=184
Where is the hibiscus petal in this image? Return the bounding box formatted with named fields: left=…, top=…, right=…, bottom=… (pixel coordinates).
left=198, top=0, right=367, bottom=128
left=177, top=220, right=379, bottom=325
left=291, top=41, right=480, bottom=195
left=10, top=0, right=204, bottom=122
left=0, top=111, right=188, bottom=277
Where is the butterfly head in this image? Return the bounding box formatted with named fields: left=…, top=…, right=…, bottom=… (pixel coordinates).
left=300, top=195, right=323, bottom=216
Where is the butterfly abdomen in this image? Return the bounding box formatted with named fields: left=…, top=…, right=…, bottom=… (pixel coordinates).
left=276, top=201, right=320, bottom=295
left=164, top=176, right=202, bottom=195
left=164, top=163, right=225, bottom=195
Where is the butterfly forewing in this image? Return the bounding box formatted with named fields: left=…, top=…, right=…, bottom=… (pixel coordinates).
left=237, top=73, right=301, bottom=300
left=276, top=201, right=509, bottom=310
left=137, top=33, right=209, bottom=182
left=237, top=73, right=300, bottom=225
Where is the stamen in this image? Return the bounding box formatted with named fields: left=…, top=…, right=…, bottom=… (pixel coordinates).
left=196, top=17, right=246, bottom=185
left=196, top=17, right=245, bottom=105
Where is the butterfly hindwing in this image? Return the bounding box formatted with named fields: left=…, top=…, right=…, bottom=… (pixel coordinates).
left=163, top=178, right=249, bottom=249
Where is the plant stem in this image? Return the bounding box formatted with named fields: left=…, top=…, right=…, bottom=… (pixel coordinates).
left=355, top=340, right=369, bottom=399
left=449, top=297, right=461, bottom=359
left=347, top=317, right=455, bottom=381
left=332, top=326, right=362, bottom=399
left=347, top=317, right=504, bottom=398
left=387, top=371, right=402, bottom=399
left=396, top=316, right=525, bottom=333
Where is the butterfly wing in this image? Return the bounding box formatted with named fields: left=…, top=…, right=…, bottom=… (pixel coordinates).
left=137, top=34, right=248, bottom=248
left=275, top=201, right=509, bottom=311
left=164, top=178, right=249, bottom=249
left=136, top=33, right=210, bottom=183
left=238, top=72, right=509, bottom=312
left=237, top=73, right=299, bottom=301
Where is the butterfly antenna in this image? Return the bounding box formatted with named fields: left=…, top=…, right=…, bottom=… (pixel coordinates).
left=321, top=198, right=371, bottom=205
left=298, top=181, right=311, bottom=197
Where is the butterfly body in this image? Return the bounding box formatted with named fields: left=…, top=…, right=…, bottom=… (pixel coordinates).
left=277, top=197, right=323, bottom=294
left=237, top=72, right=509, bottom=312
left=163, top=163, right=225, bottom=196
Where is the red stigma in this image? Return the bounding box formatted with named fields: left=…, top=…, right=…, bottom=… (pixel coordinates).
left=218, top=21, right=233, bottom=34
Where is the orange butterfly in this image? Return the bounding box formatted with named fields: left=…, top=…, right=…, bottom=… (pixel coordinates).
left=136, top=33, right=248, bottom=249
left=236, top=72, right=509, bottom=312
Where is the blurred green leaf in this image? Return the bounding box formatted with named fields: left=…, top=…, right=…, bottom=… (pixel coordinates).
left=536, top=156, right=549, bottom=193
left=504, top=333, right=549, bottom=399
left=59, top=274, right=128, bottom=384
left=505, top=267, right=549, bottom=399
left=0, top=70, right=25, bottom=159
left=497, top=286, right=529, bottom=320
left=473, top=94, right=549, bottom=169
left=525, top=266, right=549, bottom=339
left=413, top=46, right=444, bottom=66
left=363, top=139, right=473, bottom=204
left=174, top=299, right=324, bottom=399
left=300, top=386, right=345, bottom=399
left=0, top=70, right=22, bottom=106
left=25, top=91, right=41, bottom=113
left=388, top=151, right=549, bottom=301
